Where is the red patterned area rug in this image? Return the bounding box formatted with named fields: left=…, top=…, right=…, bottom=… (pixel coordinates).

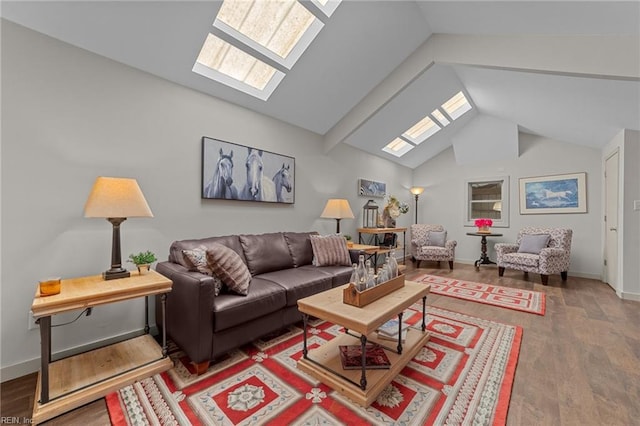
left=106, top=306, right=521, bottom=425
left=414, top=274, right=546, bottom=316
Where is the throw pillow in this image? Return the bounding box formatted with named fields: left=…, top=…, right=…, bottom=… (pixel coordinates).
left=309, top=234, right=351, bottom=267
left=426, top=230, right=447, bottom=247
left=182, top=247, right=223, bottom=296
left=206, top=242, right=251, bottom=296
left=518, top=234, right=551, bottom=254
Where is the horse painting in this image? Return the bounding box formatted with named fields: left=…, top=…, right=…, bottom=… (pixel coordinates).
left=542, top=189, right=572, bottom=201
left=241, top=148, right=276, bottom=202
left=272, top=163, right=292, bottom=202
left=204, top=148, right=238, bottom=199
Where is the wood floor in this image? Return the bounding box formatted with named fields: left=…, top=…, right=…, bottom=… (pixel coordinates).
left=2, top=263, right=639, bottom=425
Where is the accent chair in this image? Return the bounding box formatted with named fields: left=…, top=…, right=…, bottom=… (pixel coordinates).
left=495, top=227, right=573, bottom=285
left=410, top=224, right=457, bottom=269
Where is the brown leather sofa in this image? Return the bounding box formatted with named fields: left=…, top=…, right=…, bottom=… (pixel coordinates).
left=156, top=231, right=355, bottom=373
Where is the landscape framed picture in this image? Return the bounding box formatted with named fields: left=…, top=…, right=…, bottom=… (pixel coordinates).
left=519, top=172, right=587, bottom=214
left=202, top=137, right=295, bottom=204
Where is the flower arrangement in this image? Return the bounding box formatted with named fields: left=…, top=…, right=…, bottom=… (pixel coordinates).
left=385, top=195, right=409, bottom=219
left=474, top=218, right=493, bottom=228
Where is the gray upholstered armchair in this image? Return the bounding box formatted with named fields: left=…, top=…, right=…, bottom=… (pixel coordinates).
left=495, top=227, right=573, bottom=285
left=410, top=224, right=457, bottom=269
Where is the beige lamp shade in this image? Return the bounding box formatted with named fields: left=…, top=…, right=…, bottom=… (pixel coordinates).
left=320, top=199, right=355, bottom=219
left=84, top=177, right=153, bottom=218
left=410, top=186, right=425, bottom=196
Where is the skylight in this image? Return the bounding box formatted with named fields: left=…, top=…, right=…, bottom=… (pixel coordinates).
left=381, top=90, right=474, bottom=158
left=383, top=138, right=415, bottom=157
left=402, top=115, right=441, bottom=145
left=193, top=0, right=341, bottom=100
left=431, top=109, right=450, bottom=127
left=442, top=91, right=472, bottom=120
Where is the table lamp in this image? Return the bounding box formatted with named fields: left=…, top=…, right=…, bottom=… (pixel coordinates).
left=320, top=199, right=354, bottom=233
left=410, top=186, right=425, bottom=224
left=84, top=177, right=154, bottom=280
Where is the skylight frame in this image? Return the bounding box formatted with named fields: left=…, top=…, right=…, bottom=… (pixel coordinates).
left=402, top=114, right=442, bottom=145
left=382, top=138, right=415, bottom=157
left=442, top=91, right=472, bottom=120
left=193, top=0, right=340, bottom=100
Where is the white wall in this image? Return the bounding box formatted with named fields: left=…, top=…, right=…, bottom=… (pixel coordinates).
left=412, top=132, right=602, bottom=277
left=0, top=21, right=412, bottom=379
left=602, top=129, right=640, bottom=300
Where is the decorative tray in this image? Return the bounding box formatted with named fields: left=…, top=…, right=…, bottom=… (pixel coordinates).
left=343, top=274, right=405, bottom=307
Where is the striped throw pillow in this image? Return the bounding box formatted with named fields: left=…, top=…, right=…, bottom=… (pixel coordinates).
left=206, top=242, right=251, bottom=296
left=310, top=234, right=351, bottom=267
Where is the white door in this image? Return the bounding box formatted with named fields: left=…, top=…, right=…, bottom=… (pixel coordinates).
left=604, top=151, right=619, bottom=291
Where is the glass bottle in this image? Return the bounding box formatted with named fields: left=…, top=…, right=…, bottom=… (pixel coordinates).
left=356, top=255, right=366, bottom=291
left=387, top=250, right=399, bottom=278
left=377, top=265, right=388, bottom=284
left=349, top=264, right=358, bottom=286
left=365, top=261, right=376, bottom=289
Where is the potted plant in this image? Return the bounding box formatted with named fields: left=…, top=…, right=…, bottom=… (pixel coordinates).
left=344, top=234, right=354, bottom=248
left=128, top=250, right=157, bottom=274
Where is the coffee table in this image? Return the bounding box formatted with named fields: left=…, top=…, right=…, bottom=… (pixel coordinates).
left=296, top=280, right=430, bottom=407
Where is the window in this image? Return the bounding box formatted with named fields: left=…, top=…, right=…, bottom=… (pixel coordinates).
left=464, top=176, right=510, bottom=227
left=441, top=91, right=472, bottom=120
left=382, top=138, right=414, bottom=157
left=194, top=0, right=341, bottom=100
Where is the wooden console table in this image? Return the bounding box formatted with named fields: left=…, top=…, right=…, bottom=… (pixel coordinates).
left=357, top=227, right=407, bottom=265
left=30, top=270, right=173, bottom=424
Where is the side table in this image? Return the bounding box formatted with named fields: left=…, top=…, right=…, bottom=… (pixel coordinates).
left=466, top=232, right=503, bottom=268
left=30, top=270, right=173, bottom=424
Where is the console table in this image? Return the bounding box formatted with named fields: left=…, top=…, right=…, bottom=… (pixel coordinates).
left=30, top=270, right=173, bottom=424
left=466, top=232, right=503, bottom=267
left=357, top=227, right=407, bottom=265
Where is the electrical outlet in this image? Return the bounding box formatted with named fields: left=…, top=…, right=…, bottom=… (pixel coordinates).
left=28, top=311, right=39, bottom=330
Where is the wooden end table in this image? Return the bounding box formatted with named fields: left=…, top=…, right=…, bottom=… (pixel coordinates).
left=466, top=232, right=503, bottom=267
left=296, top=280, right=430, bottom=407
left=30, top=270, right=173, bottom=424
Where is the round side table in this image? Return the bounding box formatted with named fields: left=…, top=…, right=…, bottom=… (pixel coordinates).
left=466, top=232, right=503, bottom=267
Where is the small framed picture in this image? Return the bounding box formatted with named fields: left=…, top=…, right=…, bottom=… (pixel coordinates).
left=358, top=178, right=386, bottom=198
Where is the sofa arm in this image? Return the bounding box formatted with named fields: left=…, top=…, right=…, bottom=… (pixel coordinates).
left=539, top=248, right=569, bottom=274
left=444, top=240, right=457, bottom=250
left=155, top=261, right=217, bottom=364
left=348, top=249, right=363, bottom=264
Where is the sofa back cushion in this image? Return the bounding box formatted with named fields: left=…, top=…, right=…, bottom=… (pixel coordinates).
left=284, top=231, right=318, bottom=267
left=239, top=232, right=294, bottom=276
left=169, top=235, right=247, bottom=269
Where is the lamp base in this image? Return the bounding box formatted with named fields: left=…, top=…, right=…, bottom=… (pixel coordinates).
left=103, top=269, right=130, bottom=281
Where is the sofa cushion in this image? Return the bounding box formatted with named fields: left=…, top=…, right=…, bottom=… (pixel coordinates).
left=212, top=277, right=286, bottom=331
left=206, top=243, right=251, bottom=296
left=310, top=234, right=351, bottom=266
left=426, top=230, right=447, bottom=247
left=298, top=264, right=352, bottom=288
left=503, top=252, right=540, bottom=268
left=518, top=234, right=550, bottom=254
left=181, top=246, right=223, bottom=296
left=258, top=268, right=333, bottom=307
left=284, top=231, right=318, bottom=267
left=170, top=235, right=247, bottom=269
left=239, top=232, right=294, bottom=276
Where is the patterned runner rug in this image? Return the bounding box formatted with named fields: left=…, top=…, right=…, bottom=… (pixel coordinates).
left=413, top=274, right=546, bottom=316
left=107, top=305, right=521, bottom=426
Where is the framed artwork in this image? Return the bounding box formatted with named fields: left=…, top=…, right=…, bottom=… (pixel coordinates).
left=202, top=137, right=295, bottom=204
left=358, top=178, right=386, bottom=198
left=519, top=172, right=586, bottom=214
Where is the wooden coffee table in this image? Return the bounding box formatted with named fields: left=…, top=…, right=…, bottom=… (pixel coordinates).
left=296, top=280, right=430, bottom=407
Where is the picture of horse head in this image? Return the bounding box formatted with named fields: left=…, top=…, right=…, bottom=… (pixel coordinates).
left=202, top=137, right=294, bottom=204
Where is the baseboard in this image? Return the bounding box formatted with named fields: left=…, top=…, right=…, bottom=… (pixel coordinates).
left=425, top=258, right=603, bottom=282
left=619, top=291, right=640, bottom=301
left=0, top=326, right=158, bottom=383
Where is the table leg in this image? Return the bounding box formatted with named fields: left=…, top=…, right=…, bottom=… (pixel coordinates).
left=39, top=315, right=51, bottom=403
left=144, top=296, right=150, bottom=334
left=359, top=334, right=368, bottom=390
left=476, top=235, right=497, bottom=266
left=396, top=311, right=404, bottom=354
left=302, top=314, right=309, bottom=359
left=421, top=296, right=427, bottom=332
left=403, top=231, right=406, bottom=264
left=161, top=294, right=168, bottom=357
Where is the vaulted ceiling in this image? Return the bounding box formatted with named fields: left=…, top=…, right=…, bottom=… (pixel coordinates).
left=3, top=1, right=639, bottom=169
